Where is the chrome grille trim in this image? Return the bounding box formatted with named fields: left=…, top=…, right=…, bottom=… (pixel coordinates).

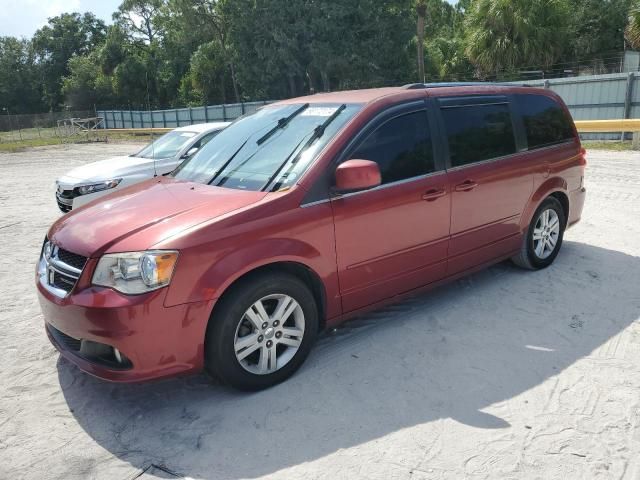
left=38, top=242, right=87, bottom=298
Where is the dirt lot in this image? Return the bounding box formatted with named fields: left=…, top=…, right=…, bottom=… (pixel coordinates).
left=0, top=144, right=639, bottom=480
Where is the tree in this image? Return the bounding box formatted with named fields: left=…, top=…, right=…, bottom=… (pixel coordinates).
left=159, top=0, right=240, bottom=102
left=0, top=37, right=41, bottom=114
left=62, top=53, right=116, bottom=110
left=113, top=0, right=164, bottom=45
left=464, top=0, right=570, bottom=78
left=567, top=0, right=631, bottom=57
left=626, top=1, right=640, bottom=49
left=32, top=13, right=106, bottom=109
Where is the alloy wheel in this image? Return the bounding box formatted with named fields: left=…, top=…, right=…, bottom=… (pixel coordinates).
left=234, top=294, right=306, bottom=375
left=532, top=208, right=560, bottom=260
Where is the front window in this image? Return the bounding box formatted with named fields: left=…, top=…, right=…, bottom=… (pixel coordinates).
left=349, top=110, right=435, bottom=184
left=133, top=130, right=198, bottom=159
left=173, top=103, right=362, bottom=191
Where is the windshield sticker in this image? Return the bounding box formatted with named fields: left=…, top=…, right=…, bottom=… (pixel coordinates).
left=301, top=107, right=339, bottom=117
left=180, top=132, right=196, bottom=137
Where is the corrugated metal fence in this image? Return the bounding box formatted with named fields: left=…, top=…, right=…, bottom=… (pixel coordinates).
left=99, top=73, right=640, bottom=140
left=97, top=101, right=271, bottom=129
left=518, top=72, right=638, bottom=140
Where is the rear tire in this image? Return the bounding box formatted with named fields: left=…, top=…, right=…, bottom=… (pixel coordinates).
left=512, top=196, right=566, bottom=270
left=205, top=272, right=318, bottom=391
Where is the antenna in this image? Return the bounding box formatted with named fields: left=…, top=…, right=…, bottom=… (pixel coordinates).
left=146, top=71, right=157, bottom=177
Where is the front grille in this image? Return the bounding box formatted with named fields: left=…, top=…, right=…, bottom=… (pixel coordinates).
left=52, top=271, right=76, bottom=291
left=57, top=189, right=77, bottom=200
left=39, top=242, right=86, bottom=296
left=57, top=248, right=87, bottom=270
left=56, top=198, right=72, bottom=213
left=55, top=193, right=73, bottom=213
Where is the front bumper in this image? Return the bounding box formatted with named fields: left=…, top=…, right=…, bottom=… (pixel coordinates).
left=55, top=188, right=116, bottom=213
left=37, top=278, right=214, bottom=382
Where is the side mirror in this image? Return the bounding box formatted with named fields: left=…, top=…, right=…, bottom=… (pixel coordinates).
left=334, top=159, right=381, bottom=193
left=182, top=146, right=199, bottom=158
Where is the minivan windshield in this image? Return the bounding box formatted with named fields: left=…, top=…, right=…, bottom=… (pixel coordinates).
left=133, top=130, right=197, bottom=159
left=173, top=103, right=362, bottom=191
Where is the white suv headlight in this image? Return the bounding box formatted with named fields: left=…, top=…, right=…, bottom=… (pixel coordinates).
left=78, top=179, right=122, bottom=196
left=92, top=250, right=179, bottom=294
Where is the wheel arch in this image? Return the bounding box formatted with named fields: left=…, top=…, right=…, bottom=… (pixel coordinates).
left=209, top=260, right=328, bottom=332
left=521, top=177, right=569, bottom=231
left=549, top=191, right=569, bottom=224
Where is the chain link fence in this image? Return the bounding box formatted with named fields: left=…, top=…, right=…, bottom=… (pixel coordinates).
left=0, top=110, right=96, bottom=144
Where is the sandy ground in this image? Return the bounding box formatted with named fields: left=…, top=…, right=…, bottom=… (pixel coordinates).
left=0, top=144, right=639, bottom=480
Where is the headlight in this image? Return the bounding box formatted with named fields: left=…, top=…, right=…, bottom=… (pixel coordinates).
left=92, top=250, right=178, bottom=294
left=77, top=179, right=122, bottom=196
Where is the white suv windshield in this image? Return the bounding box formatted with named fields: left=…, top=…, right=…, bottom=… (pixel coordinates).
left=173, top=103, right=362, bottom=192
left=133, top=130, right=197, bottom=159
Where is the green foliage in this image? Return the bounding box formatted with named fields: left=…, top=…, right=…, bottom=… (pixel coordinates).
left=32, top=12, right=107, bottom=109
left=464, top=0, right=570, bottom=78
left=0, top=37, right=42, bottom=113
left=62, top=54, right=115, bottom=110
left=0, top=0, right=635, bottom=112
left=567, top=0, right=631, bottom=57
left=626, top=1, right=640, bottom=50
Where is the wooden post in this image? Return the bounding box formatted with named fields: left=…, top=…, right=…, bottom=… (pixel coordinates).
left=632, top=131, right=640, bottom=150
left=622, top=72, right=634, bottom=142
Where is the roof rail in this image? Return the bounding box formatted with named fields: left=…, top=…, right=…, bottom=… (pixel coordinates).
left=402, top=82, right=532, bottom=89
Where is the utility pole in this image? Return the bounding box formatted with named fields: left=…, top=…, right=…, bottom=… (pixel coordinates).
left=416, top=1, right=427, bottom=83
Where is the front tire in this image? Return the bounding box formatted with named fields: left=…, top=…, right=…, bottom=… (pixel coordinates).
left=205, top=272, right=318, bottom=391
left=512, top=197, right=566, bottom=270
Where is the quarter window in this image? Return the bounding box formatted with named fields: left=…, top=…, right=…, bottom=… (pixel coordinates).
left=441, top=103, right=516, bottom=167
left=349, top=111, right=434, bottom=184
left=516, top=94, right=575, bottom=149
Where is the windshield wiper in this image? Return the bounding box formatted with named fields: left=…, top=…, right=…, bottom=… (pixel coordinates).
left=207, top=139, right=248, bottom=185
left=262, top=104, right=347, bottom=192
left=256, top=103, right=310, bottom=146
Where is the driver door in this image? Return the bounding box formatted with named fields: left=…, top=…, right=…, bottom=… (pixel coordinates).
left=331, top=105, right=450, bottom=313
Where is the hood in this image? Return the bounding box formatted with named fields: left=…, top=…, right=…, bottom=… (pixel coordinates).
left=48, top=177, right=268, bottom=257
left=58, top=155, right=156, bottom=184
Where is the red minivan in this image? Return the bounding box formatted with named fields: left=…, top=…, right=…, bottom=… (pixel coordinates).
left=37, top=84, right=586, bottom=390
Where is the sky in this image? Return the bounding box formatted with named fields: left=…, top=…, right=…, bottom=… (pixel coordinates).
left=0, top=0, right=458, bottom=39
left=0, top=0, right=121, bottom=38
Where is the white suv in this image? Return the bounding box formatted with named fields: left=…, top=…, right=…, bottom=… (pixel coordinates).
left=55, top=122, right=230, bottom=212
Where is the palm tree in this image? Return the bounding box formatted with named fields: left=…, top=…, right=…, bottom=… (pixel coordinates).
left=626, top=2, right=640, bottom=50
left=416, top=1, right=427, bottom=82
left=464, top=0, right=570, bottom=79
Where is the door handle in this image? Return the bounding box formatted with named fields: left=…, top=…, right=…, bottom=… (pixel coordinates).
left=454, top=180, right=478, bottom=192
left=422, top=188, right=447, bottom=201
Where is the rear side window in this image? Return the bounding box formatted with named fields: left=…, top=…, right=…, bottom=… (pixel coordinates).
left=441, top=103, right=516, bottom=167
left=349, top=110, right=434, bottom=184
left=516, top=94, right=575, bottom=149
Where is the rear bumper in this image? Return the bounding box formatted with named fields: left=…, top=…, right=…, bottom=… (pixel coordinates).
left=567, top=187, right=586, bottom=228
left=37, top=279, right=214, bottom=382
